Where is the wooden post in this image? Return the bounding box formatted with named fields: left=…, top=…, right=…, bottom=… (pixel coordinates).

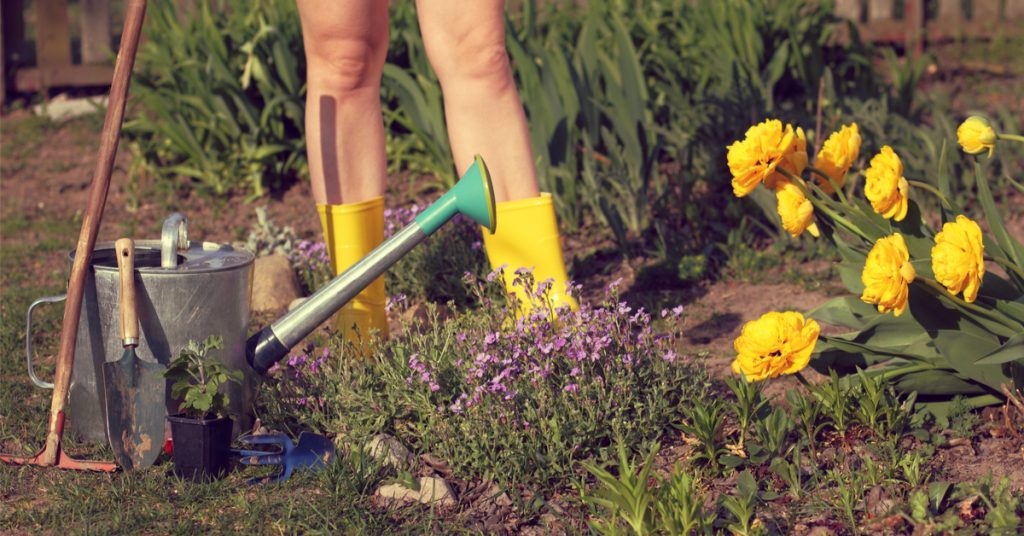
left=905, top=0, right=924, bottom=57
left=1008, top=0, right=1024, bottom=20
left=834, top=0, right=862, bottom=21
left=36, top=0, right=72, bottom=95
left=80, top=0, right=112, bottom=64
left=2, top=0, right=24, bottom=100
left=867, top=0, right=893, bottom=21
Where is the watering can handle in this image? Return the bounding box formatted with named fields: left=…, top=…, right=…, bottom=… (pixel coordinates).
left=25, top=294, right=67, bottom=389
left=161, top=213, right=188, bottom=269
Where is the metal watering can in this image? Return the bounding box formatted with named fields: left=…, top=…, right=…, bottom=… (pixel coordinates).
left=25, top=156, right=496, bottom=442
left=27, top=213, right=256, bottom=442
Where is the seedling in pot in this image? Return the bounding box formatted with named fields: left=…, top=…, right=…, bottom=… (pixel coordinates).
left=164, top=335, right=243, bottom=481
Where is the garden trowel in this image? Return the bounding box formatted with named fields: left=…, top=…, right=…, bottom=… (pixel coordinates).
left=104, top=238, right=166, bottom=470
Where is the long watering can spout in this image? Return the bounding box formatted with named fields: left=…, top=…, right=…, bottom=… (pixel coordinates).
left=247, top=155, right=497, bottom=374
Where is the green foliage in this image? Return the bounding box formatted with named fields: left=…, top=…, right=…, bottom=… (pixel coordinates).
left=128, top=0, right=307, bottom=199
left=385, top=217, right=489, bottom=307
left=582, top=441, right=713, bottom=535
left=163, top=336, right=244, bottom=419
left=675, top=398, right=726, bottom=470
left=719, top=471, right=763, bottom=536
left=235, top=206, right=299, bottom=258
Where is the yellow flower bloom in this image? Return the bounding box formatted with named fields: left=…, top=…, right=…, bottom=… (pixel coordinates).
left=731, top=311, right=820, bottom=382
left=861, top=233, right=916, bottom=317
left=775, top=179, right=820, bottom=238
left=864, top=146, right=910, bottom=221
left=957, top=116, right=996, bottom=157
left=727, top=119, right=808, bottom=197
left=932, top=215, right=985, bottom=303
left=814, top=123, right=860, bottom=193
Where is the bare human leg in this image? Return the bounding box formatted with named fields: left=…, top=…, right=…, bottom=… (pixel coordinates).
left=415, top=0, right=540, bottom=203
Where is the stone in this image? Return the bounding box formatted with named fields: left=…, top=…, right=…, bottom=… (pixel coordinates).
left=481, top=482, right=513, bottom=507
left=364, top=434, right=415, bottom=470
left=251, top=255, right=302, bottom=313
left=33, top=94, right=108, bottom=122
left=376, top=476, right=456, bottom=507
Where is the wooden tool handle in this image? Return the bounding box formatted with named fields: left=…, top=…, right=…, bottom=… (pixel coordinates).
left=41, top=0, right=148, bottom=466
left=115, top=238, right=138, bottom=346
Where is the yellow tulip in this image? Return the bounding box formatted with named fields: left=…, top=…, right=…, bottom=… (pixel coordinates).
left=814, top=123, right=860, bottom=193
left=727, top=120, right=807, bottom=197
left=957, top=116, right=996, bottom=157
left=731, top=311, right=819, bottom=382
left=864, top=146, right=910, bottom=222
left=932, top=215, right=985, bottom=303
left=775, top=179, right=820, bottom=238
left=861, top=233, right=916, bottom=317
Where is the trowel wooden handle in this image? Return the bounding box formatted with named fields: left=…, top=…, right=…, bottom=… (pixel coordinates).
left=115, top=238, right=138, bottom=346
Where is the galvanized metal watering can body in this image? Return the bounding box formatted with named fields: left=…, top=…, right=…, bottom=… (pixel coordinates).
left=27, top=214, right=256, bottom=442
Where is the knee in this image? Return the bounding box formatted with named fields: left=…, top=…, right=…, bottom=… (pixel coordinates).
left=305, top=37, right=385, bottom=94
left=431, top=37, right=514, bottom=91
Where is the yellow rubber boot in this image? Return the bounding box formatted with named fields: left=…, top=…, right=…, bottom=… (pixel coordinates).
left=317, top=197, right=389, bottom=347
left=481, top=193, right=579, bottom=314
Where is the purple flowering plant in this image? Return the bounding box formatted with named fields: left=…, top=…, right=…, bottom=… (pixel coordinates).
left=257, top=344, right=337, bottom=435
left=327, top=266, right=700, bottom=487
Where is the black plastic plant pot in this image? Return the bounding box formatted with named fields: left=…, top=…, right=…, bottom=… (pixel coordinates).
left=167, top=414, right=233, bottom=482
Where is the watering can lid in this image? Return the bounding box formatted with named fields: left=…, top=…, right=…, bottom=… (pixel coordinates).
left=73, top=240, right=255, bottom=274
left=71, top=213, right=254, bottom=273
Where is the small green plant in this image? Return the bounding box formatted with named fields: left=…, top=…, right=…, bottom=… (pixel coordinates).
left=583, top=441, right=658, bottom=535
left=962, top=476, right=1023, bottom=535
left=164, top=336, right=243, bottom=419
left=809, top=369, right=855, bottom=438
left=582, top=441, right=713, bottom=535
left=725, top=375, right=769, bottom=453
left=236, top=207, right=299, bottom=258
left=720, top=471, right=763, bottom=536
left=676, top=398, right=725, bottom=470
left=769, top=448, right=807, bottom=500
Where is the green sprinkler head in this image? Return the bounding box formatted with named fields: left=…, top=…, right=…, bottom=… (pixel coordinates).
left=414, top=154, right=496, bottom=235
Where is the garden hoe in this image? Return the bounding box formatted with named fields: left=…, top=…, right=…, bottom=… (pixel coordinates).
left=0, top=0, right=146, bottom=472
left=232, top=432, right=335, bottom=484
left=248, top=154, right=497, bottom=374
left=103, top=239, right=166, bottom=470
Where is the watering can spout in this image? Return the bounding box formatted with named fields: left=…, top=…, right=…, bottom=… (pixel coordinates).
left=247, top=155, right=497, bottom=374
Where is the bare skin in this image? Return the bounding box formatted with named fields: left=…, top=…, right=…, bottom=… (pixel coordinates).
left=298, top=0, right=540, bottom=206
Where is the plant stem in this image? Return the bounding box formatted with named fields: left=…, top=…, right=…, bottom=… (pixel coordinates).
left=908, top=179, right=953, bottom=210
left=996, top=133, right=1024, bottom=143
left=985, top=254, right=1024, bottom=280
left=806, top=165, right=851, bottom=206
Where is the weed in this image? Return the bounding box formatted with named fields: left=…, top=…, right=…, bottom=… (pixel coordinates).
left=676, top=398, right=726, bottom=471
left=720, top=471, right=762, bottom=536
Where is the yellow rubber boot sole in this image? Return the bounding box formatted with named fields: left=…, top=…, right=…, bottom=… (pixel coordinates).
left=481, top=193, right=578, bottom=315
left=318, top=197, right=388, bottom=348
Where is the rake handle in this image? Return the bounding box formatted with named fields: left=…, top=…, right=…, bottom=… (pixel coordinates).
left=41, top=0, right=148, bottom=465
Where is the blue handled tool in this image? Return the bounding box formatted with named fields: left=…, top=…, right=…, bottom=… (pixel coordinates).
left=232, top=432, right=335, bottom=484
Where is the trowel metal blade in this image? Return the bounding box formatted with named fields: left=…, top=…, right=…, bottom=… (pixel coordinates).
left=103, top=355, right=166, bottom=471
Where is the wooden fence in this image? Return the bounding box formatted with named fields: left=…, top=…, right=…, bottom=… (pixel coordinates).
left=2, top=0, right=1023, bottom=99
left=836, top=0, right=1024, bottom=54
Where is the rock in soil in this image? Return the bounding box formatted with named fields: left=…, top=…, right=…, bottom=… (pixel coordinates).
left=364, top=433, right=415, bottom=470
left=251, top=255, right=301, bottom=313
left=375, top=476, right=457, bottom=507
